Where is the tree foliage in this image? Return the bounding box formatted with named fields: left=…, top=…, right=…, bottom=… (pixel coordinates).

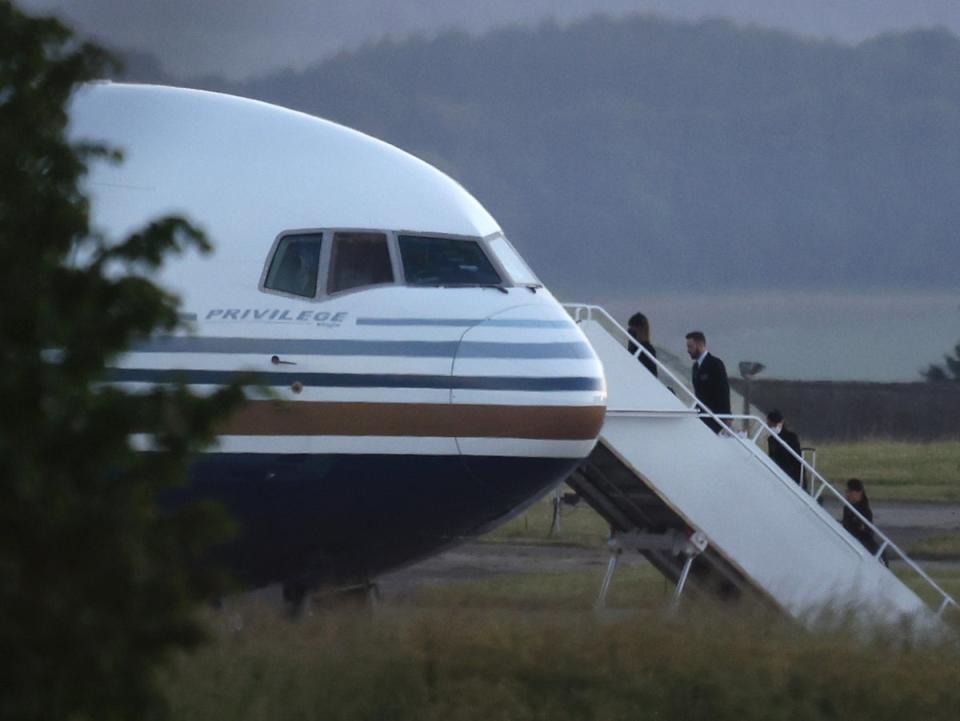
left=1, top=3, right=244, bottom=719
left=922, top=341, right=960, bottom=382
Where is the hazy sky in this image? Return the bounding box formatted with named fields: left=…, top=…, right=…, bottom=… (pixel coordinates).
left=20, top=1, right=960, bottom=380
left=602, top=291, right=960, bottom=382
left=20, top=0, right=960, bottom=79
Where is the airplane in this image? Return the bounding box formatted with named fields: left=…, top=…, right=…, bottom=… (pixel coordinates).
left=68, top=82, right=607, bottom=601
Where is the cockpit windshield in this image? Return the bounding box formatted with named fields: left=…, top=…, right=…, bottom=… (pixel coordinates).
left=399, top=235, right=502, bottom=286
left=261, top=229, right=541, bottom=298
left=486, top=234, right=540, bottom=286
left=263, top=233, right=322, bottom=298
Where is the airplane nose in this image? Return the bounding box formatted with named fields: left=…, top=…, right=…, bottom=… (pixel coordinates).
left=450, top=303, right=606, bottom=460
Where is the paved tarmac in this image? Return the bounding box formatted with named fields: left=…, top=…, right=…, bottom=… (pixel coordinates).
left=378, top=502, right=960, bottom=600
left=822, top=500, right=960, bottom=546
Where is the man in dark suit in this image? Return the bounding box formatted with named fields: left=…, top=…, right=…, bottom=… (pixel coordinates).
left=685, top=331, right=730, bottom=433
left=766, top=409, right=803, bottom=485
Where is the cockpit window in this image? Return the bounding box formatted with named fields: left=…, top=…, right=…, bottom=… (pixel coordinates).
left=487, top=234, right=539, bottom=286
left=328, top=232, right=394, bottom=294
left=264, top=233, right=322, bottom=298
left=399, top=235, right=502, bottom=286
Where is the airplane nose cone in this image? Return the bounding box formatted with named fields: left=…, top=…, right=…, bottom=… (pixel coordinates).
left=450, top=303, right=606, bottom=460
left=440, top=303, right=606, bottom=534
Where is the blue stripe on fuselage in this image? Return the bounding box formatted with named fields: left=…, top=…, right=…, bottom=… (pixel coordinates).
left=356, top=318, right=573, bottom=328
left=130, top=337, right=594, bottom=359
left=105, top=368, right=604, bottom=391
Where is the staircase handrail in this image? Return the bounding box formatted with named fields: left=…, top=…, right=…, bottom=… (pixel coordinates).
left=712, top=413, right=957, bottom=615
left=565, top=303, right=958, bottom=616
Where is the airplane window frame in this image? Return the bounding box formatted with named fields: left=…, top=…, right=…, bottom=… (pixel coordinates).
left=326, top=230, right=397, bottom=296
left=483, top=232, right=540, bottom=287
left=260, top=228, right=405, bottom=301
left=259, top=228, right=522, bottom=300
left=259, top=231, right=325, bottom=300
left=396, top=232, right=506, bottom=288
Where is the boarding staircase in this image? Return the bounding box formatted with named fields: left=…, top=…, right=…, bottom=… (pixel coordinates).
left=564, top=304, right=957, bottom=625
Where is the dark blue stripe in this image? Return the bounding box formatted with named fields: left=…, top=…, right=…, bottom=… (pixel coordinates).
left=105, top=368, right=604, bottom=391
left=457, top=341, right=593, bottom=359
left=130, top=336, right=593, bottom=359
left=132, top=337, right=457, bottom=356
left=356, top=318, right=573, bottom=328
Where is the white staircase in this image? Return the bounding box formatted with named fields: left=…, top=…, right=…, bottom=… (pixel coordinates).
left=566, top=304, right=956, bottom=626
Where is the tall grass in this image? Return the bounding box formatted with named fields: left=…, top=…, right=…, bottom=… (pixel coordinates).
left=160, top=438, right=960, bottom=719
left=164, top=601, right=960, bottom=721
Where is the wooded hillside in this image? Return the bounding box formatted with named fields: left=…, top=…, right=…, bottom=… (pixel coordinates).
left=123, top=15, right=960, bottom=299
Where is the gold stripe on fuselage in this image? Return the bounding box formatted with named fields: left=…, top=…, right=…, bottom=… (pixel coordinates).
left=221, top=401, right=605, bottom=441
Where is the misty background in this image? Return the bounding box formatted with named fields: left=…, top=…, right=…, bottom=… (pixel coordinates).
left=20, top=1, right=960, bottom=381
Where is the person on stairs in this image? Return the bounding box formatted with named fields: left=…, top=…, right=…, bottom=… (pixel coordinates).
left=685, top=330, right=731, bottom=433
left=841, top=478, right=888, bottom=566
left=766, top=409, right=803, bottom=486
left=627, top=311, right=658, bottom=377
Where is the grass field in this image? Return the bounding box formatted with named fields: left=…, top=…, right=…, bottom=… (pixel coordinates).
left=408, top=563, right=960, bottom=618
left=906, top=534, right=960, bottom=561
left=485, top=490, right=610, bottom=547
left=410, top=564, right=675, bottom=612
left=814, top=440, right=960, bottom=502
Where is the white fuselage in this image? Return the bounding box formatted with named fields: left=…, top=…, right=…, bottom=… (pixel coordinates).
left=69, top=84, right=606, bottom=588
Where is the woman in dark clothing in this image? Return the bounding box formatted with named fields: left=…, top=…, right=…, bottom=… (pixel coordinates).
left=627, top=311, right=658, bottom=377
left=842, top=478, right=880, bottom=556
